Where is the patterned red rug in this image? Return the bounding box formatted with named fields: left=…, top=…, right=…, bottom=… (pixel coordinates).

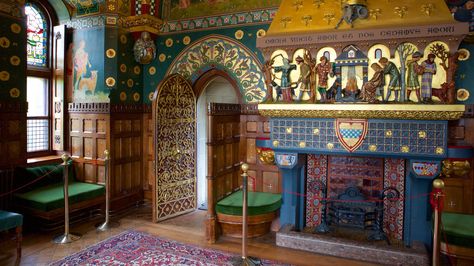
left=51, top=230, right=284, bottom=265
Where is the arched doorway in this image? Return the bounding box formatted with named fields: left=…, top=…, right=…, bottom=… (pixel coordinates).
left=194, top=70, right=241, bottom=210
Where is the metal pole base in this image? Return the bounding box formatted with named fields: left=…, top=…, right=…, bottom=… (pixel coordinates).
left=52, top=233, right=82, bottom=244
left=95, top=220, right=120, bottom=232
left=230, top=256, right=262, bottom=266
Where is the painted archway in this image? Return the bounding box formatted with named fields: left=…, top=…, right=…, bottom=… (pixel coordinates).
left=167, top=35, right=267, bottom=103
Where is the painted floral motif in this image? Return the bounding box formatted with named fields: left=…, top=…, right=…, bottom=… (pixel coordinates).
left=149, top=66, right=156, bottom=75
left=133, top=92, right=140, bottom=102
left=120, top=91, right=127, bottom=101
left=106, top=48, right=116, bottom=58
left=120, top=63, right=127, bottom=73
left=10, top=23, right=22, bottom=34
left=165, top=38, right=174, bottom=47
left=148, top=91, right=154, bottom=101
left=134, top=65, right=141, bottom=74
left=120, top=34, right=127, bottom=44
left=235, top=30, right=244, bottom=40
left=0, top=71, right=10, bottom=81
left=183, top=36, right=191, bottom=45
left=10, top=56, right=20, bottom=66
left=167, top=36, right=266, bottom=103
left=106, top=77, right=116, bottom=87
left=127, top=78, right=134, bottom=87
left=9, top=88, right=20, bottom=98
left=0, top=37, right=11, bottom=48
left=159, top=53, right=166, bottom=62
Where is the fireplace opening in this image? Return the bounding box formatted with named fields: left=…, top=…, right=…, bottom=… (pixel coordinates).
left=306, top=155, right=405, bottom=246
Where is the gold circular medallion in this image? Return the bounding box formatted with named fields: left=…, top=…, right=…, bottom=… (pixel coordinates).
left=159, top=53, right=166, bottom=62
left=165, top=38, right=173, bottom=47
left=286, top=127, right=293, bottom=133
left=418, top=131, right=427, bottom=139
left=133, top=92, right=140, bottom=102
left=120, top=64, right=127, bottom=73
left=106, top=77, right=116, bottom=87
left=0, top=37, right=11, bottom=48
left=127, top=79, right=134, bottom=88
left=183, top=36, right=191, bottom=45
left=256, top=29, right=266, bottom=38
left=134, top=66, right=141, bottom=75
left=120, top=34, right=127, bottom=44
left=385, top=130, right=393, bottom=137
left=313, top=128, right=320, bottom=135
left=106, top=49, right=116, bottom=58
left=327, top=143, right=334, bottom=150
left=401, top=146, right=410, bottom=153
left=9, top=88, right=20, bottom=98
left=149, top=66, right=156, bottom=75
left=10, top=56, right=20, bottom=66
left=299, top=141, right=306, bottom=148
left=436, top=147, right=444, bottom=155
left=458, top=48, right=470, bottom=61
left=0, top=71, right=10, bottom=81
left=10, top=23, right=21, bottom=34
left=272, top=140, right=279, bottom=147
left=457, top=88, right=470, bottom=101
left=235, top=30, right=244, bottom=40
left=148, top=92, right=154, bottom=101
left=120, top=91, right=127, bottom=101
left=369, top=145, right=377, bottom=152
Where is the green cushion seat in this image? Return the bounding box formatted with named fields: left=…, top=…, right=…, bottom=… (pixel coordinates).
left=0, top=210, right=23, bottom=231
left=14, top=182, right=105, bottom=212
left=216, top=191, right=282, bottom=216
left=441, top=212, right=474, bottom=249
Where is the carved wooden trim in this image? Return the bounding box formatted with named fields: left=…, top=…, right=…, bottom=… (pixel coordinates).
left=111, top=103, right=148, bottom=113
left=207, top=103, right=241, bottom=116
left=241, top=104, right=259, bottom=115
left=68, top=103, right=110, bottom=113
left=0, top=102, right=27, bottom=113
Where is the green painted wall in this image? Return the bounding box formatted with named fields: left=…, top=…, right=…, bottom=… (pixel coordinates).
left=143, top=24, right=269, bottom=104
left=0, top=13, right=26, bottom=102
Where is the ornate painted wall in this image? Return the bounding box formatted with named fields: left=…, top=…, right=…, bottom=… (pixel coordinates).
left=143, top=24, right=269, bottom=104
left=0, top=4, right=26, bottom=102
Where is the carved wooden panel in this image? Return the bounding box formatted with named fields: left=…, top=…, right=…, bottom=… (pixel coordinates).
left=69, top=113, right=108, bottom=184
left=110, top=113, right=143, bottom=206
left=0, top=103, right=26, bottom=168
left=143, top=111, right=153, bottom=200
left=241, top=104, right=281, bottom=193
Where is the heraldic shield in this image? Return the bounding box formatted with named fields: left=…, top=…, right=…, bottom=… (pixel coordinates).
left=335, top=119, right=368, bottom=152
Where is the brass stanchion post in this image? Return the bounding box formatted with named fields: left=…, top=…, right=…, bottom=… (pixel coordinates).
left=96, top=149, right=119, bottom=231
left=432, top=178, right=445, bottom=266
left=239, top=163, right=260, bottom=266
left=53, top=154, right=82, bottom=244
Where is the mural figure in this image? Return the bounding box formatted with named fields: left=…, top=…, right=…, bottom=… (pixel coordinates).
left=379, top=57, right=401, bottom=102
left=361, top=63, right=384, bottom=103
left=273, top=56, right=296, bottom=103
left=73, top=40, right=95, bottom=93
left=133, top=32, right=156, bottom=64
left=315, top=56, right=334, bottom=103
left=406, top=51, right=424, bottom=102
left=263, top=59, right=282, bottom=102
left=420, top=54, right=437, bottom=103
left=296, top=55, right=312, bottom=102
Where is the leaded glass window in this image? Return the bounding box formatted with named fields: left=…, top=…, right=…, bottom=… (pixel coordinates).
left=25, top=3, right=48, bottom=67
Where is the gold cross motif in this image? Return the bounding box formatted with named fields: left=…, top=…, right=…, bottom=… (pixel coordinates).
left=421, top=3, right=435, bottom=16
left=394, top=6, right=408, bottom=18
left=369, top=8, right=382, bottom=20
left=280, top=17, right=293, bottom=28
left=323, top=13, right=335, bottom=25
left=313, top=0, right=325, bottom=8
left=302, top=15, right=313, bottom=27
left=293, top=0, right=303, bottom=11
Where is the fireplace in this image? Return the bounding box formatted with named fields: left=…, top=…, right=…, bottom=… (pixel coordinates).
left=255, top=105, right=465, bottom=264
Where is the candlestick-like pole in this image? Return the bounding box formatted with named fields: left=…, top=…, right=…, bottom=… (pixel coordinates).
left=53, top=154, right=82, bottom=244
left=97, top=149, right=120, bottom=231
left=432, top=178, right=445, bottom=266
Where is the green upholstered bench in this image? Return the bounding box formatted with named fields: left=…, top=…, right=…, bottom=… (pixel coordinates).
left=13, top=162, right=105, bottom=223
left=0, top=210, right=22, bottom=259
left=440, top=212, right=474, bottom=263
left=216, top=191, right=282, bottom=238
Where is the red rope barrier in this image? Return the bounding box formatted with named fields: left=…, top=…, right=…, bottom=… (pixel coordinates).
left=0, top=164, right=63, bottom=198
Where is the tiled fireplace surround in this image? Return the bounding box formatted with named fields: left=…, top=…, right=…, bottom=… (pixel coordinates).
left=256, top=117, right=454, bottom=265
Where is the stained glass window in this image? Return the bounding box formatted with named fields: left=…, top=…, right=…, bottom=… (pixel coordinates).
left=25, top=3, right=48, bottom=67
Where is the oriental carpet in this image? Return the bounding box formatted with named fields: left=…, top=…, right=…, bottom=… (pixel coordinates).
left=50, top=230, right=283, bottom=265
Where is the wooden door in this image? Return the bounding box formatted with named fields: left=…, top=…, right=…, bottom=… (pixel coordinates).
left=206, top=103, right=242, bottom=242
left=153, top=74, right=196, bottom=222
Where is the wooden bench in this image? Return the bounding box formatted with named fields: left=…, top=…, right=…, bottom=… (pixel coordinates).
left=216, top=190, right=282, bottom=238
left=440, top=212, right=474, bottom=264
left=12, top=162, right=105, bottom=228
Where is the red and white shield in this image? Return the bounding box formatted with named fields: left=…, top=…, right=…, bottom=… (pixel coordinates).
left=335, top=119, right=368, bottom=152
